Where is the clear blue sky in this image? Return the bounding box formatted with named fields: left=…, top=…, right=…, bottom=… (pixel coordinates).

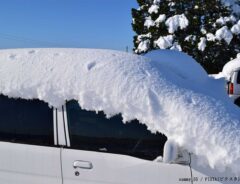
left=0, top=0, right=137, bottom=51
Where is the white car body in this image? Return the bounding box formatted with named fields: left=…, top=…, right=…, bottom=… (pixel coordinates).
left=0, top=95, right=235, bottom=184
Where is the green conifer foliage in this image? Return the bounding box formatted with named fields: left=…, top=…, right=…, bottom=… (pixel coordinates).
left=132, top=0, right=240, bottom=73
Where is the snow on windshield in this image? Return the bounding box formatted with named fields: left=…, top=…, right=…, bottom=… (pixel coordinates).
left=0, top=48, right=240, bottom=173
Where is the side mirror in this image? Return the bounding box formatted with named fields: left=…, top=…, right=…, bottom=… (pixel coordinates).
left=163, top=140, right=190, bottom=165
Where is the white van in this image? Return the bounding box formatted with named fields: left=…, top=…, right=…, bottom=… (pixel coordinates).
left=227, top=69, right=240, bottom=106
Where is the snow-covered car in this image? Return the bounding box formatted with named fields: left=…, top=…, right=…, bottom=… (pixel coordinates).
left=0, top=48, right=239, bottom=184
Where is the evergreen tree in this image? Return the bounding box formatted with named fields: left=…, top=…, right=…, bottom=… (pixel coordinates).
left=132, top=0, right=240, bottom=73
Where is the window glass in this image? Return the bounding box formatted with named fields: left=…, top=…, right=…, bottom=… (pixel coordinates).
left=0, top=95, right=54, bottom=146
left=237, top=71, right=240, bottom=84
left=66, top=100, right=167, bottom=160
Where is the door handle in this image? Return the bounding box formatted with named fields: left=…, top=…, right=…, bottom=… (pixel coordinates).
left=73, top=160, right=93, bottom=169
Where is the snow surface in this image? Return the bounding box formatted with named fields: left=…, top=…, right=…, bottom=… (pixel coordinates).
left=215, top=26, right=233, bottom=44
left=154, top=35, right=173, bottom=49
left=198, top=37, right=207, bottom=51
left=184, top=35, right=192, bottom=42
left=144, top=16, right=155, bottom=28
left=148, top=4, right=159, bottom=14
left=185, top=35, right=196, bottom=42
left=201, top=28, right=207, bottom=35
left=137, top=33, right=152, bottom=42
left=0, top=48, right=240, bottom=174
left=216, top=16, right=236, bottom=25
left=231, top=20, right=240, bottom=34
left=165, top=14, right=189, bottom=34
left=212, top=55, right=240, bottom=80
left=222, top=0, right=240, bottom=14
left=155, top=14, right=166, bottom=25
left=170, top=43, right=182, bottom=51
left=153, top=0, right=161, bottom=4
left=222, top=57, right=240, bottom=80
left=206, top=33, right=216, bottom=42
left=137, top=40, right=150, bottom=53
left=209, top=73, right=225, bottom=80
left=136, top=34, right=152, bottom=53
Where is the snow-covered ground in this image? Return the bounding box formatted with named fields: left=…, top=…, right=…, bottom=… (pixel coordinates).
left=0, top=48, right=240, bottom=174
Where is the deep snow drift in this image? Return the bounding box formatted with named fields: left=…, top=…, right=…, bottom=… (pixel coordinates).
left=0, top=48, right=240, bottom=173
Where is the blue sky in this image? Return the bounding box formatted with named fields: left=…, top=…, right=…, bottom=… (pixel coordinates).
left=0, top=0, right=137, bottom=51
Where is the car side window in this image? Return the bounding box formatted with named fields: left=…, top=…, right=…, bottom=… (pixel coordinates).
left=0, top=95, right=54, bottom=146
left=237, top=71, right=240, bottom=84
left=66, top=100, right=167, bottom=160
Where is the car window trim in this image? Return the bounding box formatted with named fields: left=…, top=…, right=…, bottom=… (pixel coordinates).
left=56, top=107, right=68, bottom=147
left=63, top=104, right=71, bottom=147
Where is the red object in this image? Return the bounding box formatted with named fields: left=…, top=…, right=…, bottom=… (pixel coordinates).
left=229, top=83, right=234, bottom=94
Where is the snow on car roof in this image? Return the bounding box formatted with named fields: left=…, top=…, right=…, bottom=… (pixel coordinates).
left=222, top=57, right=240, bottom=80
left=0, top=48, right=240, bottom=173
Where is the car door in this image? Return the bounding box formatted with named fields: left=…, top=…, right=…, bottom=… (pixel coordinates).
left=61, top=100, right=191, bottom=184
left=0, top=95, right=62, bottom=184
